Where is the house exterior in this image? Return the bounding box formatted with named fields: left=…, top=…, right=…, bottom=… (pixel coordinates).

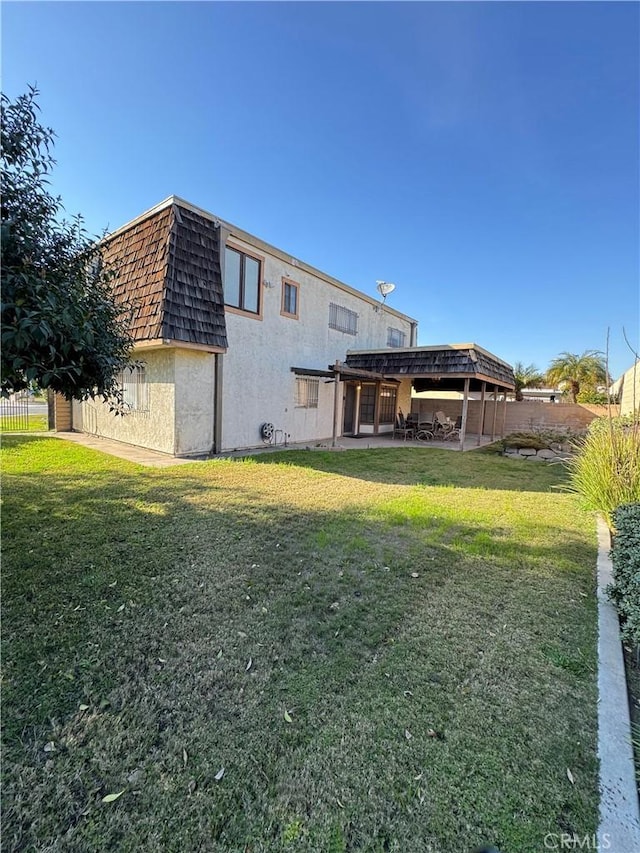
left=612, top=361, right=640, bottom=415
left=69, top=196, right=418, bottom=455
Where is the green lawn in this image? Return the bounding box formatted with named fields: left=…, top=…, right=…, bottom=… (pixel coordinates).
left=1, top=437, right=599, bottom=852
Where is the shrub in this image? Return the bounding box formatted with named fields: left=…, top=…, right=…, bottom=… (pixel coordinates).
left=502, top=432, right=549, bottom=450
left=608, top=503, right=640, bottom=646
left=478, top=429, right=581, bottom=455
left=565, top=415, right=640, bottom=527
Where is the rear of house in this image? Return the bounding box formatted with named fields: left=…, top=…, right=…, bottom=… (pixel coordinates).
left=70, top=197, right=417, bottom=455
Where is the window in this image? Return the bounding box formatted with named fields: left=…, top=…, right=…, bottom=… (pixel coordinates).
left=224, top=246, right=261, bottom=314
left=117, top=364, right=148, bottom=412
left=387, top=327, right=406, bottom=348
left=359, top=383, right=377, bottom=424
left=378, top=385, right=397, bottom=423
left=281, top=279, right=299, bottom=318
left=358, top=383, right=397, bottom=425
left=295, top=377, right=319, bottom=408
left=329, top=302, right=358, bottom=335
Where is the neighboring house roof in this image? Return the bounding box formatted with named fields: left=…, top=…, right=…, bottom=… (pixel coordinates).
left=344, top=343, right=515, bottom=391
left=103, top=201, right=227, bottom=351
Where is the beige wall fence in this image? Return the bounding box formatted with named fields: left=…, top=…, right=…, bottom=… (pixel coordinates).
left=411, top=398, right=618, bottom=436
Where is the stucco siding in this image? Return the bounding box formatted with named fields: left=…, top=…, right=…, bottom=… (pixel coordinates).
left=220, top=236, right=414, bottom=451
left=173, top=350, right=216, bottom=456
left=619, top=363, right=640, bottom=415
left=78, top=348, right=177, bottom=455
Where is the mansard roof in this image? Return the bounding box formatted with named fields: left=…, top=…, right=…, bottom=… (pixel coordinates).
left=103, top=200, right=227, bottom=351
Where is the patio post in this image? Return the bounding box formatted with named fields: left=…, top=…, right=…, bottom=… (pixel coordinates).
left=491, top=385, right=499, bottom=442
left=459, top=377, right=470, bottom=450
left=501, top=388, right=508, bottom=437
left=353, top=383, right=362, bottom=437
left=477, top=381, right=487, bottom=446
left=332, top=361, right=341, bottom=447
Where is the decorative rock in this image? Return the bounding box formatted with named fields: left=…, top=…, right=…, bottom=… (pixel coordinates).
left=537, top=449, right=556, bottom=459
left=519, top=448, right=537, bottom=456
left=527, top=454, right=548, bottom=462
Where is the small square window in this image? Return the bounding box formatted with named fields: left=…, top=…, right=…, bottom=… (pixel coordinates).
left=295, top=377, right=319, bottom=408
left=281, top=279, right=299, bottom=318
left=387, top=327, right=406, bottom=348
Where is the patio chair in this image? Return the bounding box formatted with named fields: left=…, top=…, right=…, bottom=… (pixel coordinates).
left=434, top=411, right=460, bottom=441
left=405, top=411, right=432, bottom=441
left=393, top=410, right=415, bottom=441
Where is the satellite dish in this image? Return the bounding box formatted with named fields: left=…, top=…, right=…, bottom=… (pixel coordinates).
left=376, top=280, right=396, bottom=302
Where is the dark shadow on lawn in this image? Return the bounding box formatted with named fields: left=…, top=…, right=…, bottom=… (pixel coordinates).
left=243, top=447, right=570, bottom=493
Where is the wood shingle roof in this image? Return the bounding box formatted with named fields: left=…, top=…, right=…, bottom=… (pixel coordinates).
left=103, top=203, right=227, bottom=350
left=345, top=345, right=515, bottom=390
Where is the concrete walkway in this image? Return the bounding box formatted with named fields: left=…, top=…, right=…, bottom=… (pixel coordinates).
left=596, top=516, right=640, bottom=851
left=46, top=430, right=493, bottom=467
left=50, top=431, right=196, bottom=467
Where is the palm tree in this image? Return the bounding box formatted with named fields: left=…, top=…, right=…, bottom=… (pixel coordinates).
left=546, top=350, right=607, bottom=403
left=513, top=362, right=545, bottom=401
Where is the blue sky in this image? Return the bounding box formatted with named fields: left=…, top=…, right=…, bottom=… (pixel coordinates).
left=3, top=1, right=639, bottom=378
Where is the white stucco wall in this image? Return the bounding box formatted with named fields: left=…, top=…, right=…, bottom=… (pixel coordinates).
left=219, top=236, right=415, bottom=451
left=75, top=348, right=177, bottom=455
left=174, top=349, right=216, bottom=456
left=619, top=362, right=640, bottom=415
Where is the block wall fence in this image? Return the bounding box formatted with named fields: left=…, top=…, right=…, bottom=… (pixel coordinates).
left=411, top=399, right=618, bottom=435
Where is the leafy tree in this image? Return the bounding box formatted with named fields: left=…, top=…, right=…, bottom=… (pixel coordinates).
left=576, top=387, right=610, bottom=405
left=513, top=361, right=545, bottom=401
left=546, top=350, right=607, bottom=403
left=1, top=87, right=132, bottom=400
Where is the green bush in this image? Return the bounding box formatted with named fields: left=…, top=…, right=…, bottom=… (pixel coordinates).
left=566, top=415, right=640, bottom=527
left=608, top=503, right=640, bottom=646
left=502, top=432, right=549, bottom=450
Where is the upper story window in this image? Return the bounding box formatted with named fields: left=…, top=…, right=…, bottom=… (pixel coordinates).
left=224, top=246, right=261, bottom=314
left=281, top=279, right=299, bottom=319
left=329, top=302, right=358, bottom=335
left=387, top=327, right=406, bottom=348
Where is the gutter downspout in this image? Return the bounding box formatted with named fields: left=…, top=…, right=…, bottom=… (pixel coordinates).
left=213, top=222, right=229, bottom=456
left=213, top=353, right=223, bottom=454
left=410, top=322, right=418, bottom=347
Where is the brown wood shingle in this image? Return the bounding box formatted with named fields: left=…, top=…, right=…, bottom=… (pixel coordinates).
left=102, top=203, right=227, bottom=350
left=345, top=345, right=515, bottom=390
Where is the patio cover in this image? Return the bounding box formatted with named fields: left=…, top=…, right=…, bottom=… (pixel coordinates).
left=344, top=343, right=515, bottom=391
left=343, top=344, right=515, bottom=447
